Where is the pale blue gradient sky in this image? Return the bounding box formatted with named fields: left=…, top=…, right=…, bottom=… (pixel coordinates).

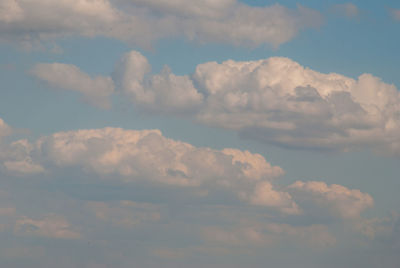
left=0, top=1, right=400, bottom=267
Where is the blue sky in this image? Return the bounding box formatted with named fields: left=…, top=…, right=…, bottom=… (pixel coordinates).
left=1, top=1, right=400, bottom=267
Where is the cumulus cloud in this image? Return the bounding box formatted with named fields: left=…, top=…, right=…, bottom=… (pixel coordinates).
left=111, top=51, right=400, bottom=154
left=1, top=125, right=376, bottom=220
left=31, top=63, right=115, bottom=109
left=1, top=127, right=297, bottom=213
left=289, top=181, right=374, bottom=220
left=0, top=0, right=322, bottom=48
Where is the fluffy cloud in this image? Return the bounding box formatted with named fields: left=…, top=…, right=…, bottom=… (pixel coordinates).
left=112, top=51, right=400, bottom=154
left=32, top=52, right=400, bottom=154
left=289, top=181, right=374, bottom=220
left=1, top=127, right=296, bottom=213
left=0, top=0, right=322, bottom=48
left=1, top=125, right=376, bottom=220
left=31, top=63, right=115, bottom=109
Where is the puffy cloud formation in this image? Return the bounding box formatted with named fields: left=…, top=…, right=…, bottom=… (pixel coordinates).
left=289, top=181, right=374, bottom=219
left=1, top=125, right=376, bottom=219
left=32, top=52, right=400, bottom=154
left=31, top=63, right=115, bottom=109
left=112, top=51, right=400, bottom=154
left=2, top=127, right=298, bottom=213
left=0, top=0, right=322, bottom=48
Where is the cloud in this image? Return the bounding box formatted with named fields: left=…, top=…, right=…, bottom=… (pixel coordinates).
left=289, top=181, right=374, bottom=220
left=0, top=117, right=12, bottom=138
left=14, top=215, right=81, bottom=239
left=390, top=9, right=400, bottom=21
left=1, top=139, right=45, bottom=175
left=244, top=182, right=301, bottom=215
left=331, top=3, right=359, bottom=18
left=114, top=51, right=203, bottom=113
left=112, top=51, right=400, bottom=154
left=1, top=127, right=297, bottom=213
left=31, top=63, right=115, bottom=109
left=0, top=0, right=322, bottom=48
left=1, top=125, right=377, bottom=221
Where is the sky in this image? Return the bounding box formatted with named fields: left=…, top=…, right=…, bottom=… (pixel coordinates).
left=0, top=0, right=400, bottom=267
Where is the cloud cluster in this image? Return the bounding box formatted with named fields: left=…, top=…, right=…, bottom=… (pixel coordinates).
left=98, top=51, right=396, bottom=154
left=2, top=126, right=298, bottom=213
left=0, top=117, right=375, bottom=221
left=0, top=0, right=322, bottom=48
left=32, top=52, right=400, bottom=154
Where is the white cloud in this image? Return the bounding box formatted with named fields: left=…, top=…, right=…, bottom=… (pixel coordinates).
left=31, top=63, right=115, bottom=109
left=289, top=181, right=374, bottom=219
left=2, top=127, right=294, bottom=213
left=2, top=126, right=376, bottom=220
left=114, top=51, right=203, bottom=113
left=0, top=0, right=322, bottom=48
left=113, top=51, right=400, bottom=154
left=14, top=215, right=81, bottom=239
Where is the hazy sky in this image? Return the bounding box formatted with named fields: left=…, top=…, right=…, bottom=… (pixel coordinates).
left=1, top=1, right=400, bottom=267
